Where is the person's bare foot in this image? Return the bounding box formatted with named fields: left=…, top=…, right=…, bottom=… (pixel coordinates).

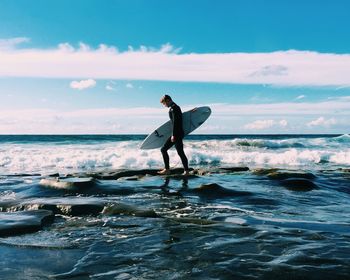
left=157, top=169, right=170, bottom=175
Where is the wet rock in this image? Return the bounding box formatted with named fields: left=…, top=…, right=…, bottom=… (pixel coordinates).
left=339, top=168, right=350, bottom=173
left=0, top=210, right=54, bottom=237
left=192, top=183, right=251, bottom=198
left=252, top=168, right=279, bottom=176
left=48, top=173, right=60, bottom=177
left=83, top=169, right=160, bottom=180
left=68, top=167, right=248, bottom=180
left=56, top=203, right=104, bottom=216
left=158, top=168, right=195, bottom=176
left=102, top=203, right=159, bottom=218
left=11, top=198, right=105, bottom=216
left=267, top=171, right=316, bottom=180
left=0, top=200, right=21, bottom=212
left=6, top=173, right=41, bottom=177
left=338, top=169, right=350, bottom=179
left=105, top=168, right=197, bottom=179
left=280, top=178, right=318, bottom=191
left=190, top=167, right=249, bottom=176
left=117, top=175, right=142, bottom=181
left=39, top=177, right=96, bottom=189
left=218, top=167, right=250, bottom=173
left=191, top=169, right=210, bottom=176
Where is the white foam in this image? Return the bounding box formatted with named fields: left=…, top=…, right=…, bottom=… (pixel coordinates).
left=0, top=190, right=17, bottom=200
left=329, top=150, right=350, bottom=165
left=0, top=138, right=349, bottom=174
left=187, top=143, right=345, bottom=167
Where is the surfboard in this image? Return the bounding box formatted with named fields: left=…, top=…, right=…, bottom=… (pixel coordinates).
left=140, top=106, right=211, bottom=150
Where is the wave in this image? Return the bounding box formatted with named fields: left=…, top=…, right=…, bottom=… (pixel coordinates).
left=330, top=134, right=350, bottom=143
left=0, top=140, right=349, bottom=174
left=187, top=148, right=350, bottom=167
left=231, top=139, right=306, bottom=149
left=227, top=134, right=350, bottom=149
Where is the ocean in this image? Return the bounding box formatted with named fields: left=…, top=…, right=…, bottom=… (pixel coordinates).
left=0, top=134, right=349, bottom=279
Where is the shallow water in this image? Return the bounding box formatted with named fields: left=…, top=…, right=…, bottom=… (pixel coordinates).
left=0, top=135, right=350, bottom=279
left=0, top=169, right=349, bottom=279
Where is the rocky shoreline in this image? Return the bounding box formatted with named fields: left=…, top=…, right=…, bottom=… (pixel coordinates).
left=0, top=166, right=331, bottom=238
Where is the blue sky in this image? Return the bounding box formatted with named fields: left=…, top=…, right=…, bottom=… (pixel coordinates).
left=0, top=0, right=350, bottom=134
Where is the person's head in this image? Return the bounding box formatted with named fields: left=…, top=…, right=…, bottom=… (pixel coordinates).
left=160, top=94, right=172, bottom=107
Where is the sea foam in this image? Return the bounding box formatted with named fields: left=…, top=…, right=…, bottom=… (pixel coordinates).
left=0, top=136, right=349, bottom=174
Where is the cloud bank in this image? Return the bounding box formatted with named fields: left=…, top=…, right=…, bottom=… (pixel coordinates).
left=0, top=37, right=30, bottom=50
left=1, top=39, right=350, bottom=86
left=0, top=98, right=349, bottom=134
left=307, top=117, right=337, bottom=127
left=244, top=119, right=288, bottom=130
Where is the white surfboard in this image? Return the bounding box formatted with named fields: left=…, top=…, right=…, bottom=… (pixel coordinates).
left=140, top=106, right=211, bottom=150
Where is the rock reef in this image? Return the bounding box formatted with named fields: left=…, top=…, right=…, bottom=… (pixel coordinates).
left=1, top=166, right=323, bottom=238
left=0, top=210, right=54, bottom=237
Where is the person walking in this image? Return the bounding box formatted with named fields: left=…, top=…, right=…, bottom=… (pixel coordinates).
left=158, top=94, right=189, bottom=175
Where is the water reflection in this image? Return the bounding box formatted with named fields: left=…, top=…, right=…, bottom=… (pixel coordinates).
left=159, top=177, right=189, bottom=194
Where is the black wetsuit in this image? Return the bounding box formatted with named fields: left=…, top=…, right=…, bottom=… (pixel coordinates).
left=161, top=102, right=189, bottom=171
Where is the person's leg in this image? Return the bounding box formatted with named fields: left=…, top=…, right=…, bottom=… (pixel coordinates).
left=175, top=138, right=189, bottom=172
left=160, top=137, right=174, bottom=170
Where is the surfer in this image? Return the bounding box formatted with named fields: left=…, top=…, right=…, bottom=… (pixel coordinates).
left=158, top=95, right=190, bottom=175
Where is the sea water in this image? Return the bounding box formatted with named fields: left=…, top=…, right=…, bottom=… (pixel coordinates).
left=0, top=135, right=349, bottom=279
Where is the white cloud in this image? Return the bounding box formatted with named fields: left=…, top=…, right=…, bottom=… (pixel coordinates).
left=244, top=120, right=275, bottom=130
left=63, top=107, right=162, bottom=118
left=335, top=85, right=350, bottom=90
left=307, top=117, right=337, bottom=127
left=0, top=37, right=30, bottom=50
left=244, top=119, right=288, bottom=130
left=105, top=81, right=117, bottom=91
left=70, top=79, right=96, bottom=90
left=159, top=43, right=182, bottom=53
left=126, top=82, right=134, bottom=88
left=0, top=102, right=349, bottom=134
left=105, top=85, right=115, bottom=91
left=58, top=43, right=75, bottom=52
left=244, top=120, right=288, bottom=130
left=207, top=97, right=350, bottom=116
left=250, top=65, right=288, bottom=77
left=279, top=119, right=288, bottom=127
left=0, top=108, right=164, bottom=134
left=78, top=42, right=91, bottom=52
left=97, top=44, right=118, bottom=53
left=333, top=96, right=350, bottom=101
left=1, top=39, right=350, bottom=86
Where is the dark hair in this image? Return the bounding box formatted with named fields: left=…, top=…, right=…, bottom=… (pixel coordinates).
left=160, top=94, right=172, bottom=103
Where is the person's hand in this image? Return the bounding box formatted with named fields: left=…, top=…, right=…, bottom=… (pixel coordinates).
left=171, top=136, right=175, bottom=142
